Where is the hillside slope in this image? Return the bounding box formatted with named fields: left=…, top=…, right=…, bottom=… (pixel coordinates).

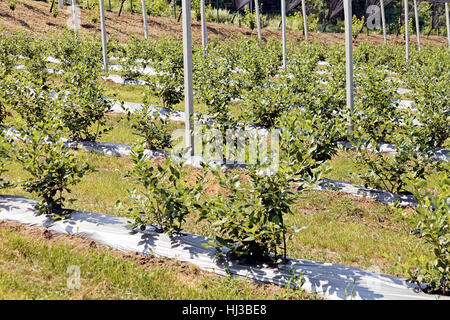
left=0, top=0, right=447, bottom=46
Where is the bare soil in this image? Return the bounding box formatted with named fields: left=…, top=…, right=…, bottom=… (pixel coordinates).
left=1, top=0, right=447, bottom=46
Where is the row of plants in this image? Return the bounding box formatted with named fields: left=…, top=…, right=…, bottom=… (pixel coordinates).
left=1, top=30, right=448, bottom=196
left=0, top=29, right=448, bottom=294
left=1, top=111, right=447, bottom=294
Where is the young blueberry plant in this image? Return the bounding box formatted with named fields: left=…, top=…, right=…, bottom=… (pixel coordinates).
left=8, top=76, right=55, bottom=126
left=61, top=59, right=113, bottom=142
left=351, top=118, right=440, bottom=195
left=13, top=112, right=92, bottom=217
left=0, top=131, right=12, bottom=189
left=17, top=34, right=50, bottom=86
left=121, top=145, right=202, bottom=235
left=354, top=64, right=399, bottom=143
left=118, top=36, right=152, bottom=79
left=241, top=80, right=294, bottom=128
left=0, top=30, right=18, bottom=76
left=146, top=38, right=184, bottom=109
left=196, top=114, right=325, bottom=263
left=403, top=171, right=449, bottom=295
left=125, top=97, right=172, bottom=151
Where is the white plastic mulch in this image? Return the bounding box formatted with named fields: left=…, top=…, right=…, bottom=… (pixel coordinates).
left=0, top=194, right=446, bottom=300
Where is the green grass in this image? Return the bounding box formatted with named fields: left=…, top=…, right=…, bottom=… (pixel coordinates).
left=324, top=151, right=442, bottom=195
left=3, top=104, right=441, bottom=196
left=102, top=81, right=243, bottom=118
left=0, top=223, right=317, bottom=299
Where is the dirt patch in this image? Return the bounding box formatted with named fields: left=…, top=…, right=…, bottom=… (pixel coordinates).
left=0, top=1, right=447, bottom=46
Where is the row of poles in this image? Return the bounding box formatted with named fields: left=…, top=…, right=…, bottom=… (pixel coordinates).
left=63, top=0, right=449, bottom=155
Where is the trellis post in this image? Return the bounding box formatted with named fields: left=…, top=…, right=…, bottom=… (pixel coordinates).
left=201, top=0, right=208, bottom=52
left=281, top=0, right=287, bottom=71
left=71, top=0, right=78, bottom=39
left=413, top=0, right=421, bottom=50
left=216, top=0, right=219, bottom=22
left=344, top=0, right=353, bottom=132
left=141, top=0, right=149, bottom=38
left=405, top=0, right=410, bottom=61
left=99, top=0, right=109, bottom=73
left=301, top=0, right=308, bottom=43
left=446, top=2, right=450, bottom=48
left=182, top=0, right=194, bottom=156
left=380, top=0, right=387, bottom=44
left=255, top=0, right=262, bottom=44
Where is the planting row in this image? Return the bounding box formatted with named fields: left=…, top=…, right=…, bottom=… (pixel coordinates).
left=0, top=30, right=448, bottom=294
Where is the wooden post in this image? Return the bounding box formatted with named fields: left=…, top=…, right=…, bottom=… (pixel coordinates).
left=255, top=0, right=262, bottom=44
left=413, top=0, right=420, bottom=50
left=405, top=0, right=409, bottom=61
left=281, top=0, right=287, bottom=71
left=380, top=0, right=387, bottom=44
left=72, top=0, right=78, bottom=39
left=344, top=0, right=353, bottom=132
left=446, top=2, right=450, bottom=48
left=99, top=0, right=109, bottom=73
left=141, top=0, right=149, bottom=38
left=302, top=0, right=308, bottom=43
left=181, top=0, right=194, bottom=156
left=201, top=0, right=208, bottom=52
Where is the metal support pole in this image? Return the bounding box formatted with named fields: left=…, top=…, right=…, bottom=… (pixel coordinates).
left=181, top=0, right=194, bottom=156
left=255, top=0, right=262, bottom=43
left=322, top=0, right=326, bottom=32
left=413, top=0, right=420, bottom=50
left=446, top=2, right=450, bottom=48
left=141, top=0, right=149, bottom=38
left=301, top=0, right=308, bottom=43
left=216, top=0, right=219, bottom=23
left=99, top=0, right=109, bottom=73
left=71, top=0, right=78, bottom=39
left=281, top=0, right=287, bottom=71
left=405, top=0, right=409, bottom=61
left=59, top=0, right=64, bottom=9
left=380, top=0, right=387, bottom=44
left=201, top=0, right=208, bottom=52
left=344, top=0, right=353, bottom=132
left=174, top=0, right=176, bottom=19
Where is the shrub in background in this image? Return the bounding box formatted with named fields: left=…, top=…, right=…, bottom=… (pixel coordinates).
left=125, top=98, right=172, bottom=150
left=16, top=34, right=50, bottom=86
left=61, top=59, right=113, bottom=142
left=407, top=59, right=449, bottom=148
left=8, top=77, right=55, bottom=126
left=354, top=64, right=399, bottom=143
left=242, top=81, right=293, bottom=128
left=194, top=49, right=238, bottom=126
left=146, top=38, right=184, bottom=109
left=0, top=30, right=18, bottom=76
